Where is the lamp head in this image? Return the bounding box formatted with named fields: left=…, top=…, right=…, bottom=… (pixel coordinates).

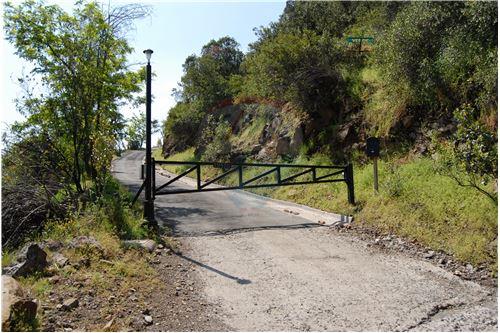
left=143, top=49, right=153, bottom=62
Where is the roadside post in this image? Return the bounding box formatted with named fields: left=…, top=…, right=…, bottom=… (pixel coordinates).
left=366, top=137, right=380, bottom=192
left=143, top=49, right=156, bottom=227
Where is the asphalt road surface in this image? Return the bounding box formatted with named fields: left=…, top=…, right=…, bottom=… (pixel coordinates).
left=113, top=150, right=497, bottom=331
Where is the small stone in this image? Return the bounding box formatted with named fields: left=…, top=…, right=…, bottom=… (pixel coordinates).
left=374, top=238, right=380, bottom=244
left=142, top=309, right=150, bottom=315
left=100, top=259, right=113, bottom=265
left=108, top=295, right=116, bottom=301
left=129, top=288, right=136, bottom=293
left=144, top=315, right=153, bottom=325
left=44, top=240, right=64, bottom=251
left=292, top=211, right=299, bottom=215
left=424, top=251, right=435, bottom=259
left=103, top=318, right=114, bottom=330
left=158, top=244, right=164, bottom=249
left=466, top=264, right=474, bottom=272
left=61, top=298, right=79, bottom=311
left=48, top=276, right=60, bottom=284
left=438, top=258, right=447, bottom=265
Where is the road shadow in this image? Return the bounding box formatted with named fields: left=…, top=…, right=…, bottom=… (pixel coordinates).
left=171, top=222, right=323, bottom=237
left=175, top=252, right=251, bottom=285
left=155, top=206, right=212, bottom=232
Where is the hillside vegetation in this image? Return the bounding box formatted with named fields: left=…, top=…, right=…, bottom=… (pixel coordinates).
left=160, top=1, right=498, bottom=270
left=1, top=2, right=164, bottom=330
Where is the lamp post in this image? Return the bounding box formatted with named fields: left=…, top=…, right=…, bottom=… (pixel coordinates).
left=143, top=49, right=155, bottom=226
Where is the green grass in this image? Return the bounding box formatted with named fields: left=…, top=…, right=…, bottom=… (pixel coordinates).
left=2, top=249, right=16, bottom=267
left=160, top=147, right=498, bottom=270
left=231, top=115, right=266, bottom=151
left=153, top=147, right=197, bottom=174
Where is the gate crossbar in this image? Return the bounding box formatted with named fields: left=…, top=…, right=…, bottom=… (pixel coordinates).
left=153, top=160, right=356, bottom=205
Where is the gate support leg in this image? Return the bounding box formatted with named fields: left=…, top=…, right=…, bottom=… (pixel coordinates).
left=345, top=163, right=355, bottom=205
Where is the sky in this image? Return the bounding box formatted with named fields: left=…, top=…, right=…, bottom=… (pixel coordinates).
left=0, top=0, right=286, bottom=144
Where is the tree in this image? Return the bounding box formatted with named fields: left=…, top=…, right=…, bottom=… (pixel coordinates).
left=125, top=111, right=159, bottom=150
left=176, top=36, right=244, bottom=111
left=242, top=30, right=346, bottom=116
left=4, top=0, right=149, bottom=193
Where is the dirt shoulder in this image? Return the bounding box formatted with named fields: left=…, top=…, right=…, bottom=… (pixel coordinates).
left=38, top=243, right=229, bottom=332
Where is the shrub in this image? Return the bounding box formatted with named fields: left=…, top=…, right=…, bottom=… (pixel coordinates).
left=432, top=104, right=497, bottom=203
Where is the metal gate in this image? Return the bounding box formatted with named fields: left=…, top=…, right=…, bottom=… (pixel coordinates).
left=135, top=159, right=355, bottom=205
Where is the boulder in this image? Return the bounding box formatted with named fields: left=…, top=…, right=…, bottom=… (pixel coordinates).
left=3, top=243, right=48, bottom=277
left=256, top=144, right=275, bottom=161
left=271, top=117, right=281, bottom=131
left=289, top=127, right=304, bottom=155
left=2, top=275, right=38, bottom=331
left=122, top=239, right=157, bottom=253
left=250, top=144, right=261, bottom=154
left=258, top=124, right=271, bottom=144
left=275, top=136, right=291, bottom=156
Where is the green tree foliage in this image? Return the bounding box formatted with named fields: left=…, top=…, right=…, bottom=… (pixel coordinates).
left=162, top=103, right=204, bottom=153
left=197, top=115, right=232, bottom=162
left=3, top=0, right=149, bottom=193
left=369, top=1, right=497, bottom=135
left=3, top=1, right=149, bottom=247
left=434, top=104, right=497, bottom=203
left=164, top=37, right=243, bottom=151
left=162, top=1, right=497, bottom=191
left=125, top=112, right=159, bottom=150
left=176, top=36, right=243, bottom=111
left=242, top=30, right=346, bottom=115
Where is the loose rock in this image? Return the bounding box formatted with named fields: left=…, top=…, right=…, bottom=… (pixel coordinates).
left=52, top=253, right=69, bottom=268
left=3, top=243, right=48, bottom=277
left=44, top=240, right=64, bottom=251
left=424, top=251, right=435, bottom=259
left=68, top=236, right=104, bottom=257
left=144, top=315, right=153, bottom=325
left=61, top=298, right=79, bottom=311
left=2, top=275, right=38, bottom=331
left=103, top=318, right=114, bottom=330
left=122, top=239, right=157, bottom=253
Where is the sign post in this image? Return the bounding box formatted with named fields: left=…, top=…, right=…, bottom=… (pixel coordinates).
left=366, top=137, right=380, bottom=192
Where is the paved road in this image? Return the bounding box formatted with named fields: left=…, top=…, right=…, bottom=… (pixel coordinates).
left=113, top=150, right=497, bottom=331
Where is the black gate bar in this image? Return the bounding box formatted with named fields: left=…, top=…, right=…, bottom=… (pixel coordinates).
left=152, top=160, right=355, bottom=205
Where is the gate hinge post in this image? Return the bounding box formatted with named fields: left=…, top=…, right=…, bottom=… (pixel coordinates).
left=345, top=163, right=355, bottom=205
